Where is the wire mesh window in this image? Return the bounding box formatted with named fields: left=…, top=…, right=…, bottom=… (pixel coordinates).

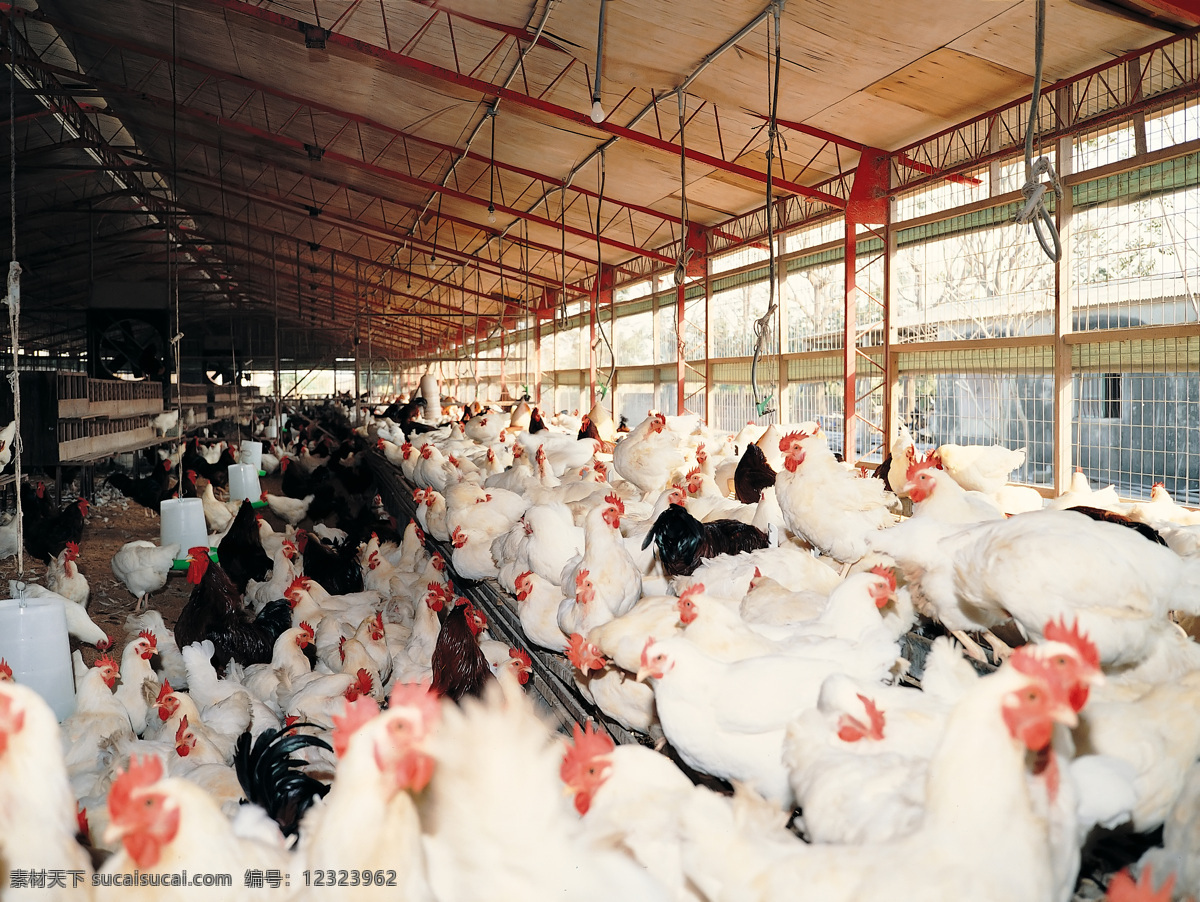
left=656, top=380, right=677, bottom=417
left=554, top=325, right=582, bottom=371
left=615, top=310, right=653, bottom=366
left=656, top=302, right=678, bottom=364
left=786, top=260, right=845, bottom=352
left=712, top=281, right=771, bottom=358
left=711, top=244, right=771, bottom=276
left=682, top=292, right=706, bottom=361
left=1071, top=159, right=1200, bottom=331
left=1073, top=123, right=1139, bottom=174
left=1146, top=99, right=1200, bottom=152
left=1072, top=337, right=1200, bottom=503
left=893, top=166, right=990, bottom=222
left=617, top=384, right=655, bottom=432
left=896, top=346, right=1054, bottom=486
left=894, top=207, right=1055, bottom=342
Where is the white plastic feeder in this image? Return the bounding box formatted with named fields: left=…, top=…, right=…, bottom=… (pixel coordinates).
left=240, top=440, right=263, bottom=471
left=228, top=464, right=262, bottom=503
left=0, top=589, right=76, bottom=721
left=160, top=497, right=208, bottom=557
left=264, top=420, right=279, bottom=439
left=419, top=372, right=440, bottom=407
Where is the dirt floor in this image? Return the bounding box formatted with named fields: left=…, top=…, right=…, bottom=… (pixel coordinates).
left=0, top=469, right=289, bottom=669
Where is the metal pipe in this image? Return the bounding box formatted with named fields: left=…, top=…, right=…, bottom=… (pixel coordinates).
left=590, top=0, right=607, bottom=122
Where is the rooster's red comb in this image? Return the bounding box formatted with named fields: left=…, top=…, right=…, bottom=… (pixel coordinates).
left=1042, top=616, right=1100, bottom=672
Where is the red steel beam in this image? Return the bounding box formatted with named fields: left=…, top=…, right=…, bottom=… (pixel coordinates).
left=193, top=0, right=845, bottom=208
left=0, top=5, right=728, bottom=246
left=20, top=55, right=671, bottom=268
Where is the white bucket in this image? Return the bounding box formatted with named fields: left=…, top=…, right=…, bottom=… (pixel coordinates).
left=240, top=440, right=263, bottom=471
left=0, top=594, right=76, bottom=721
left=160, top=497, right=208, bottom=556
left=228, top=464, right=262, bottom=502
left=419, top=373, right=440, bottom=407
left=264, top=420, right=279, bottom=439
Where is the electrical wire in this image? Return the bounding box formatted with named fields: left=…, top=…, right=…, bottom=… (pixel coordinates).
left=750, top=0, right=783, bottom=419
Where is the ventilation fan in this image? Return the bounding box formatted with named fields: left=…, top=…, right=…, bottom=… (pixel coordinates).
left=92, top=316, right=168, bottom=381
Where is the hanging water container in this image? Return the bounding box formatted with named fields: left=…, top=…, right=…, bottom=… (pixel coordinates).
left=264, top=420, right=279, bottom=440
left=228, top=464, right=263, bottom=504
left=419, top=372, right=440, bottom=408
left=241, top=440, right=264, bottom=475
left=0, top=587, right=76, bottom=721
left=160, top=497, right=207, bottom=560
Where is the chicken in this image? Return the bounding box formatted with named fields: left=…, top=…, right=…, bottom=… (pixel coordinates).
left=431, top=600, right=495, bottom=703
left=301, top=532, right=365, bottom=596
left=1045, top=467, right=1123, bottom=512
left=237, top=623, right=316, bottom=707
left=562, top=722, right=699, bottom=902
left=904, top=457, right=1005, bottom=524
left=884, top=424, right=918, bottom=497
left=733, top=442, right=777, bottom=504
left=45, top=540, right=89, bottom=608
left=60, top=654, right=134, bottom=797
left=677, top=649, right=1079, bottom=902
left=295, top=687, right=437, bottom=900
left=245, top=538, right=301, bottom=609
left=0, top=680, right=95, bottom=896
left=612, top=411, right=690, bottom=497
left=513, top=570, right=569, bottom=652
left=775, top=429, right=892, bottom=565
left=0, top=418, right=16, bottom=471
left=96, top=755, right=291, bottom=901
left=217, top=499, right=272, bottom=594
left=516, top=415, right=600, bottom=477
left=113, top=630, right=160, bottom=736
left=233, top=722, right=331, bottom=837
left=565, top=636, right=657, bottom=733
left=11, top=581, right=110, bottom=648
left=1126, top=482, right=1200, bottom=528
left=111, top=541, right=180, bottom=611
left=1137, top=762, right=1200, bottom=900
left=947, top=509, right=1200, bottom=667
left=558, top=494, right=642, bottom=635
left=200, top=480, right=234, bottom=533
left=0, top=512, right=19, bottom=561
left=1104, top=867, right=1179, bottom=902
left=25, top=497, right=88, bottom=564
left=417, top=677, right=670, bottom=902
left=175, top=547, right=294, bottom=668
left=641, top=503, right=770, bottom=579
left=930, top=442, right=1027, bottom=494
left=261, top=490, right=314, bottom=527
left=107, top=459, right=174, bottom=514
left=679, top=543, right=843, bottom=606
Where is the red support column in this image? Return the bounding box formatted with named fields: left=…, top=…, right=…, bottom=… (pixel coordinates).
left=843, top=221, right=857, bottom=462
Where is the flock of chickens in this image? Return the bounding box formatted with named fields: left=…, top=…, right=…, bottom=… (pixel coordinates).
left=0, top=397, right=1198, bottom=902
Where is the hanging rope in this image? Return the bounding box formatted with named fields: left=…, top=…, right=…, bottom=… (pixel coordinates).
left=7, top=35, right=24, bottom=579
left=750, top=0, right=784, bottom=419
left=592, top=149, right=615, bottom=401
left=1015, top=0, right=1062, bottom=262
left=674, top=90, right=693, bottom=288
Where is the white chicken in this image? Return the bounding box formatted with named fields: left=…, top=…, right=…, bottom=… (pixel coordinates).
left=774, top=428, right=893, bottom=565
left=930, top=442, right=1027, bottom=494
left=612, top=412, right=690, bottom=497
left=46, top=541, right=89, bottom=608
left=111, top=541, right=180, bottom=610
left=261, top=490, right=313, bottom=527
left=558, top=494, right=642, bottom=635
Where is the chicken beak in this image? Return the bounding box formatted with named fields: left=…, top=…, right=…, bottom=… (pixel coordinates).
left=1053, top=703, right=1078, bottom=729
left=103, top=821, right=129, bottom=845
left=634, top=666, right=651, bottom=683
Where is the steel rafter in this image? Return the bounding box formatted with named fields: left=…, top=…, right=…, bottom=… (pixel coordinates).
left=189, top=0, right=845, bottom=209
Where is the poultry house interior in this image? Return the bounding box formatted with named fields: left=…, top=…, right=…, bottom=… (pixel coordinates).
left=2, top=0, right=1200, bottom=900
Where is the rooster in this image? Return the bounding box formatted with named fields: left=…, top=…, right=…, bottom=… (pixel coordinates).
left=217, top=500, right=272, bottom=594
left=46, top=541, right=89, bottom=608
left=733, top=442, right=777, bottom=504
left=641, top=503, right=770, bottom=579
left=431, top=599, right=495, bottom=703
left=300, top=532, right=365, bottom=596
left=24, top=497, right=88, bottom=564
left=107, top=459, right=174, bottom=515
left=175, top=547, right=293, bottom=668
left=233, top=722, right=331, bottom=836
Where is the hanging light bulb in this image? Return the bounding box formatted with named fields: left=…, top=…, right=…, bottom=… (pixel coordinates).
left=487, top=203, right=497, bottom=224
left=590, top=0, right=608, bottom=124
left=590, top=99, right=605, bottom=123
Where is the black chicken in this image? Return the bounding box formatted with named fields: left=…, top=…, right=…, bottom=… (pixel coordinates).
left=25, top=497, right=88, bottom=564
left=175, top=549, right=293, bottom=667
left=206, top=445, right=238, bottom=490
left=1067, top=505, right=1168, bottom=546
left=431, top=601, right=494, bottom=703
left=182, top=437, right=213, bottom=483
left=20, top=481, right=56, bottom=526
left=641, top=503, right=770, bottom=579
left=733, top=443, right=777, bottom=504
left=300, top=533, right=364, bottom=596
left=217, top=500, right=273, bottom=593
left=234, top=723, right=331, bottom=836
left=107, top=459, right=174, bottom=513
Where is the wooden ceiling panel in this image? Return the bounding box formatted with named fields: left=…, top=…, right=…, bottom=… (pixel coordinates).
left=862, top=48, right=1032, bottom=121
